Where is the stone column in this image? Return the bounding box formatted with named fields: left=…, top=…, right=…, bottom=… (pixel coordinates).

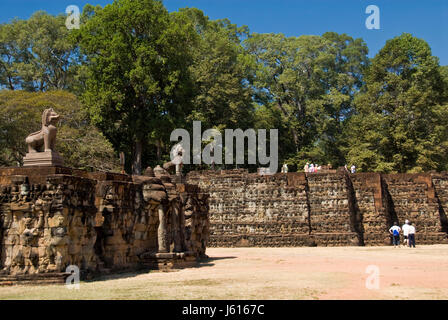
left=172, top=205, right=182, bottom=252
left=157, top=205, right=168, bottom=253
left=179, top=205, right=187, bottom=251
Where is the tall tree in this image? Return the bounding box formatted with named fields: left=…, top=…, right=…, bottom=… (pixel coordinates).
left=75, top=0, right=196, bottom=174
left=0, top=12, right=78, bottom=91
left=245, top=32, right=368, bottom=168
left=346, top=33, right=448, bottom=172
left=173, top=8, right=255, bottom=131
left=0, top=19, right=29, bottom=90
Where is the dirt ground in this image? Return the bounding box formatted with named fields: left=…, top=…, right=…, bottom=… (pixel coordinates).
left=0, top=245, right=447, bottom=300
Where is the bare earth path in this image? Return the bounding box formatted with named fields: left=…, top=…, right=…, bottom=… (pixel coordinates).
left=1, top=245, right=448, bottom=300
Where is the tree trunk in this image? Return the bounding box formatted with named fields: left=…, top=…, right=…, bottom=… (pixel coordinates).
left=277, top=101, right=300, bottom=152
left=132, top=139, right=143, bottom=175
left=7, top=76, right=14, bottom=90
left=292, top=130, right=300, bottom=153
left=156, top=139, right=161, bottom=162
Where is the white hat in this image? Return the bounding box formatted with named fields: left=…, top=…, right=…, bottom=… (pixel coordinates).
left=405, top=219, right=410, bottom=224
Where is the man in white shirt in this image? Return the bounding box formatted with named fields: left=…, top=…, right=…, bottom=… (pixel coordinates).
left=408, top=222, right=416, bottom=248
left=402, top=220, right=410, bottom=246
left=389, top=222, right=401, bottom=248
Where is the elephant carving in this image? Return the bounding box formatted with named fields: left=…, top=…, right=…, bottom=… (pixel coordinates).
left=25, top=108, right=60, bottom=153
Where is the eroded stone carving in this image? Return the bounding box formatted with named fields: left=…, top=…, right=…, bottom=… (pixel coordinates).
left=187, top=170, right=448, bottom=247
left=0, top=167, right=211, bottom=283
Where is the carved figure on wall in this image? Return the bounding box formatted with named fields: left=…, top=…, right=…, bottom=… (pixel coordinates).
left=46, top=211, right=69, bottom=271
left=20, top=214, right=44, bottom=274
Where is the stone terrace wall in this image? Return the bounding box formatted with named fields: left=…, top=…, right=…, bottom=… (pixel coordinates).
left=0, top=166, right=210, bottom=283
left=0, top=173, right=97, bottom=279
left=431, top=173, right=448, bottom=234
left=187, top=171, right=311, bottom=247
left=382, top=174, right=446, bottom=244
left=187, top=170, right=448, bottom=247
left=350, top=173, right=388, bottom=245
left=307, top=173, right=358, bottom=246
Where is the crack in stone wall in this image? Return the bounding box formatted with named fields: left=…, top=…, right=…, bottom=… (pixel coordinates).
left=430, top=173, right=448, bottom=234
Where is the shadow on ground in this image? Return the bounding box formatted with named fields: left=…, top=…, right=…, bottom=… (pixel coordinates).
left=84, top=256, right=238, bottom=282
left=196, top=256, right=237, bottom=268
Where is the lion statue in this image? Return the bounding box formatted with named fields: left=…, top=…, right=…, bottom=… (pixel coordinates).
left=25, top=108, right=60, bottom=153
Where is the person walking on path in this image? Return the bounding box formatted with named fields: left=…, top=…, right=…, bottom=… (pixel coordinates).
left=389, top=222, right=401, bottom=248
left=402, top=220, right=410, bottom=246
left=408, top=222, right=416, bottom=248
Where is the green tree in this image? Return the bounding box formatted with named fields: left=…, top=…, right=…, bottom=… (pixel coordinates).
left=346, top=33, right=448, bottom=173
left=0, top=90, right=119, bottom=170
left=0, top=19, right=29, bottom=90
left=75, top=0, right=196, bottom=174
left=174, top=8, right=255, bottom=131
left=245, top=32, right=368, bottom=169
left=440, top=65, right=448, bottom=99
left=162, top=8, right=257, bottom=171
left=0, top=12, right=79, bottom=91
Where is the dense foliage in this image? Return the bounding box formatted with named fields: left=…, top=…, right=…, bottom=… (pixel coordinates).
left=0, top=0, right=447, bottom=173
left=0, top=90, right=119, bottom=170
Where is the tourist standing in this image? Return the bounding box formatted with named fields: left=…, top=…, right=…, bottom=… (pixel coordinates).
left=389, top=222, right=401, bottom=248
left=402, top=220, right=410, bottom=246
left=408, top=222, right=416, bottom=248
left=309, top=163, right=314, bottom=173
left=304, top=162, right=309, bottom=173
left=351, top=165, right=356, bottom=174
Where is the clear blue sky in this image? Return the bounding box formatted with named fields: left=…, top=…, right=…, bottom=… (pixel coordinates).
left=1, top=0, right=447, bottom=65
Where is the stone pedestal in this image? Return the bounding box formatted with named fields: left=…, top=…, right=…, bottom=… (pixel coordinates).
left=23, top=151, right=64, bottom=167
left=139, top=251, right=198, bottom=270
